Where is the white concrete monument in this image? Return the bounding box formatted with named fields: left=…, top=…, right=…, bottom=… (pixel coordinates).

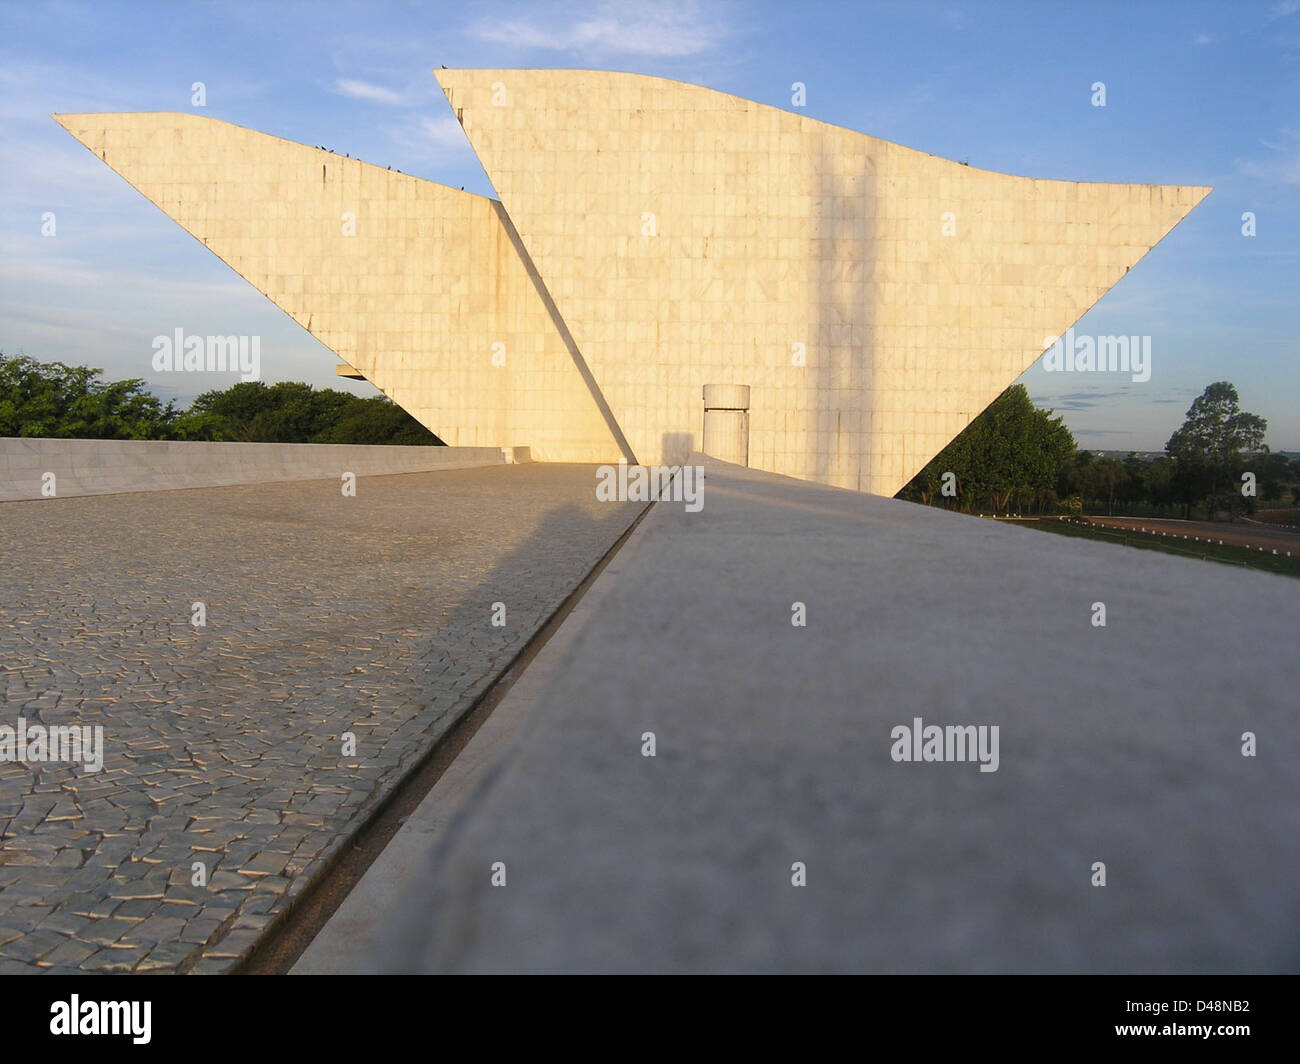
left=56, top=69, right=1209, bottom=494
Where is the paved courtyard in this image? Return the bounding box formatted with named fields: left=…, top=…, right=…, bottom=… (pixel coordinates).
left=0, top=464, right=642, bottom=972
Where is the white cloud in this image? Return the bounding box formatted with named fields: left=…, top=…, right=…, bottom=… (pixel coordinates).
left=1268, top=1, right=1300, bottom=19
left=376, top=114, right=475, bottom=172
left=470, top=1, right=730, bottom=58
left=0, top=255, right=253, bottom=299
left=1235, top=127, right=1300, bottom=185
left=0, top=138, right=141, bottom=211
left=334, top=78, right=410, bottom=106
left=932, top=8, right=969, bottom=31
left=418, top=115, right=468, bottom=149
left=1192, top=32, right=1212, bottom=46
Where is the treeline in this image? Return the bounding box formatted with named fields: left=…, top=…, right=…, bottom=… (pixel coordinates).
left=0, top=354, right=442, bottom=445
left=899, top=381, right=1294, bottom=521
left=1060, top=449, right=1296, bottom=519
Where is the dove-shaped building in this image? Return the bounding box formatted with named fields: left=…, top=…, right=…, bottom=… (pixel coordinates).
left=55, top=69, right=1209, bottom=495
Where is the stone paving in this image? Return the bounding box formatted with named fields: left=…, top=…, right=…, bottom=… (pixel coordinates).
left=0, top=464, right=642, bottom=972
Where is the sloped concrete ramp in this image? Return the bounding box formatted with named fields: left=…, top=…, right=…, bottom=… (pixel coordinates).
left=374, top=458, right=1300, bottom=973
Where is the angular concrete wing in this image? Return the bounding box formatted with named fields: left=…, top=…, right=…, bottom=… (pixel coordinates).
left=53, top=112, right=629, bottom=463
left=435, top=69, right=1211, bottom=495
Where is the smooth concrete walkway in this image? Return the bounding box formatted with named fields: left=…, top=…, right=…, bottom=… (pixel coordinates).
left=348, top=457, right=1299, bottom=973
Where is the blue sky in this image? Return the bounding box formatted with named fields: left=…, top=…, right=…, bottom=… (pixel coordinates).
left=1, top=0, right=1296, bottom=451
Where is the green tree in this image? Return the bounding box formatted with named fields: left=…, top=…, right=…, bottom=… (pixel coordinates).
left=1142, top=456, right=1177, bottom=515
left=1166, top=382, right=1267, bottom=520
left=0, top=353, right=180, bottom=439
left=175, top=379, right=443, bottom=444
left=2, top=352, right=443, bottom=446
left=1059, top=448, right=1095, bottom=513
left=1256, top=452, right=1291, bottom=505
left=899, top=385, right=1076, bottom=514
left=1119, top=452, right=1147, bottom=512
left=1093, top=457, right=1129, bottom=517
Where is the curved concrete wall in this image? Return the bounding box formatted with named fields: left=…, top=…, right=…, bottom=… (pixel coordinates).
left=0, top=438, right=518, bottom=501
left=56, top=74, right=1210, bottom=496
left=437, top=69, right=1209, bottom=493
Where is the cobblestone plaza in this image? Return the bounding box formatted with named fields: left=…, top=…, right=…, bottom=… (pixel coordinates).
left=0, top=465, right=642, bottom=971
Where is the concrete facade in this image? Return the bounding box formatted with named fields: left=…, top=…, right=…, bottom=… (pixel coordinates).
left=0, top=438, right=513, bottom=501
left=57, top=71, right=1209, bottom=494
left=52, top=113, right=625, bottom=465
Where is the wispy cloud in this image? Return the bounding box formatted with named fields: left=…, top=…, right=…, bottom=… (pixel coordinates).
left=858, top=80, right=938, bottom=137
left=1268, top=1, right=1300, bottom=19
left=333, top=78, right=410, bottom=106
left=0, top=137, right=145, bottom=212
left=0, top=255, right=254, bottom=298
left=1235, top=127, right=1300, bottom=185
left=933, top=8, right=970, bottom=32
left=469, top=1, right=731, bottom=58
left=378, top=114, right=477, bottom=173
left=1057, top=391, right=1130, bottom=401
left=416, top=115, right=468, bottom=149
left=1192, top=32, right=1212, bottom=46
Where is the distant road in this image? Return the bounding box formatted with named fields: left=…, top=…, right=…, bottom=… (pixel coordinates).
left=1084, top=515, right=1300, bottom=553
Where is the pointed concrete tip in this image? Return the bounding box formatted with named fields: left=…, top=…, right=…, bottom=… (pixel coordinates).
left=50, top=114, right=85, bottom=140
left=1156, top=183, right=1213, bottom=218
left=51, top=112, right=97, bottom=132
left=433, top=68, right=479, bottom=87
left=1180, top=185, right=1214, bottom=217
